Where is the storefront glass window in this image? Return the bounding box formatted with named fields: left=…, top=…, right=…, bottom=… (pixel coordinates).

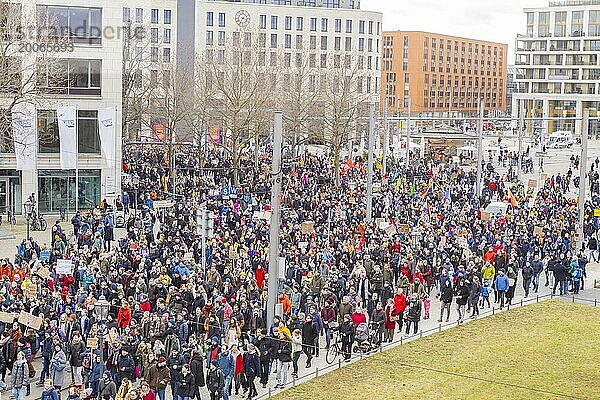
left=38, top=169, right=100, bottom=213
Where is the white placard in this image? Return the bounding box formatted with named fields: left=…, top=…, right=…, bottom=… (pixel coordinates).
left=55, top=259, right=73, bottom=275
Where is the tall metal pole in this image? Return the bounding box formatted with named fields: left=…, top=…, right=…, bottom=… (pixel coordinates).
left=517, top=99, right=524, bottom=182
left=476, top=99, right=484, bottom=197
left=267, top=111, right=283, bottom=330
left=382, top=98, right=388, bottom=176
left=366, top=104, right=375, bottom=223
left=406, top=98, right=411, bottom=167
left=578, top=109, right=589, bottom=250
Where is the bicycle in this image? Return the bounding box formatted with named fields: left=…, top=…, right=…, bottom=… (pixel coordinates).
left=325, top=323, right=341, bottom=364
left=31, top=212, right=48, bottom=231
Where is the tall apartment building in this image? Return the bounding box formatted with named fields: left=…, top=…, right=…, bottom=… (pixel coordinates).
left=381, top=31, right=508, bottom=118
left=513, top=0, right=600, bottom=136
left=0, top=0, right=122, bottom=214
left=177, top=0, right=382, bottom=104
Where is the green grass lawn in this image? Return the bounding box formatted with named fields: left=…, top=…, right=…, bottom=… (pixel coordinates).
left=275, top=300, right=600, bottom=400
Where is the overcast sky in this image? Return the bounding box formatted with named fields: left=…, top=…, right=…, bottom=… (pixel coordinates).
left=362, top=0, right=550, bottom=63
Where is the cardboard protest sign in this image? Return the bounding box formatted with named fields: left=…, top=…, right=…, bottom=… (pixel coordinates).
left=86, top=337, right=98, bottom=349
left=533, top=226, right=543, bottom=237
left=399, top=224, right=410, bottom=234
left=594, top=209, right=600, bottom=217
left=0, top=312, right=16, bottom=323
left=39, top=251, right=51, bottom=262
left=18, top=311, right=42, bottom=330
left=301, top=221, right=315, bottom=234
left=55, top=259, right=72, bottom=275
left=384, top=224, right=396, bottom=237
left=36, top=267, right=51, bottom=280
left=528, top=179, right=537, bottom=188
left=480, top=211, right=491, bottom=221
left=183, top=252, right=194, bottom=261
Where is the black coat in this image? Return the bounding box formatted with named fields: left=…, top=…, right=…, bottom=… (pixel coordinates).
left=189, top=354, right=205, bottom=388
left=243, top=352, right=260, bottom=379
left=454, top=283, right=469, bottom=306
left=206, top=368, right=224, bottom=393
left=117, top=353, right=136, bottom=382
left=440, top=280, right=453, bottom=303
left=276, top=340, right=292, bottom=362
left=177, top=372, right=195, bottom=397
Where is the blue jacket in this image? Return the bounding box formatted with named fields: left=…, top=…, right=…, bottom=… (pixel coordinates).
left=217, top=352, right=235, bottom=378
left=495, top=275, right=509, bottom=292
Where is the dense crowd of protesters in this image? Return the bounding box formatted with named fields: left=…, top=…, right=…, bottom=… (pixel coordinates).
left=0, top=140, right=596, bottom=400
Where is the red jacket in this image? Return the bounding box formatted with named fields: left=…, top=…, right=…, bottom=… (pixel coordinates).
left=393, top=293, right=407, bottom=315
left=255, top=267, right=265, bottom=289
left=117, top=307, right=132, bottom=328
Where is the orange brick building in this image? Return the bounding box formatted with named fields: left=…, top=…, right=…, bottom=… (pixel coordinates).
left=381, top=31, right=508, bottom=117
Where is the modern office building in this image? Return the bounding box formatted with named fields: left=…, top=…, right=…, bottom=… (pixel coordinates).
left=506, top=64, right=517, bottom=115
left=381, top=31, right=508, bottom=118
left=122, top=0, right=177, bottom=140
left=0, top=0, right=122, bottom=214
left=177, top=0, right=382, bottom=105
left=513, top=0, right=600, bottom=136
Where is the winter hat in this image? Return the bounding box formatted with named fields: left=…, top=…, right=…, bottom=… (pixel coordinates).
left=158, top=356, right=166, bottom=363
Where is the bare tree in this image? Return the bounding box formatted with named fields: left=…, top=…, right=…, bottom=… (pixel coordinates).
left=319, top=52, right=372, bottom=186
left=278, top=49, right=321, bottom=157
left=195, top=31, right=275, bottom=185
left=0, top=3, right=68, bottom=152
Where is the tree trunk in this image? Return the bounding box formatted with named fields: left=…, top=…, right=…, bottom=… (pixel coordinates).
left=232, top=139, right=239, bottom=186
left=334, top=146, right=341, bottom=188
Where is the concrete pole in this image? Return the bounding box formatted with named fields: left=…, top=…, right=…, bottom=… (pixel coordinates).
left=366, top=104, right=375, bottom=223
left=382, top=98, right=388, bottom=176
left=476, top=99, right=484, bottom=197
left=267, top=111, right=283, bottom=330
left=517, top=99, right=524, bottom=182
left=406, top=98, right=411, bottom=167
left=578, top=109, right=589, bottom=250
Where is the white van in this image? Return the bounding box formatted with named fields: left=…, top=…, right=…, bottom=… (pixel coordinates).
left=546, top=131, right=573, bottom=149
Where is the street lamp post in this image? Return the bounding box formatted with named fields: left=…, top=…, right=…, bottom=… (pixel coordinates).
left=132, top=174, right=140, bottom=222
left=94, top=295, right=110, bottom=374
left=23, top=200, right=33, bottom=240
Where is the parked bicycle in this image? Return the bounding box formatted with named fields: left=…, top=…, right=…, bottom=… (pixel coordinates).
left=30, top=211, right=47, bottom=231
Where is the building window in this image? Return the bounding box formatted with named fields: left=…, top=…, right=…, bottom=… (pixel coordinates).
left=37, top=59, right=101, bottom=96
left=135, top=8, right=143, bottom=23
left=164, top=10, right=171, bottom=24
left=271, top=15, right=278, bottom=29
left=218, top=31, right=225, bottom=46
left=77, top=111, right=100, bottom=154
left=38, top=169, right=100, bottom=213
left=310, top=17, right=317, bottom=31
left=206, top=31, right=213, bottom=45
left=151, top=47, right=158, bottom=62
left=321, top=18, right=328, bottom=32
left=345, top=19, right=352, bottom=33
left=38, top=6, right=103, bottom=44
left=296, top=16, right=303, bottom=30
left=345, top=37, right=352, bottom=51
left=151, top=9, right=159, bottom=24
left=259, top=14, right=267, bottom=29
left=271, top=33, right=278, bottom=48
left=207, top=12, right=213, bottom=26
left=218, top=12, right=225, bottom=27
left=320, top=36, right=327, bottom=50
left=285, top=34, right=291, bottom=48
left=359, top=20, right=365, bottom=34
left=164, top=28, right=171, bottom=44
left=151, top=28, right=158, bottom=43
left=163, top=48, right=171, bottom=63
left=335, top=18, right=341, bottom=33
left=323, top=0, right=340, bottom=7
left=285, top=16, right=292, bottom=30
left=123, top=7, right=130, bottom=22
left=38, top=110, right=59, bottom=154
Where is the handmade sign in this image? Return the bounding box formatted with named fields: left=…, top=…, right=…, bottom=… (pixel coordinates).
left=18, top=311, right=42, bottom=330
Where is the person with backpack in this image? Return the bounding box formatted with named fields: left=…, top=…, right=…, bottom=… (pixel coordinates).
left=570, top=257, right=583, bottom=294
left=12, top=351, right=30, bottom=400
left=40, top=379, right=60, bottom=400
left=243, top=344, right=260, bottom=400
left=206, top=361, right=224, bottom=400
left=98, top=372, right=117, bottom=400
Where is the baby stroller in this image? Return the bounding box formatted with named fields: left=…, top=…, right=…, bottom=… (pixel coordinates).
left=353, top=322, right=379, bottom=354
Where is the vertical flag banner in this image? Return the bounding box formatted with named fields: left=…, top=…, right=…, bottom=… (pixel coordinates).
left=98, top=107, right=116, bottom=167
left=57, top=107, right=77, bottom=169
left=11, top=104, right=37, bottom=171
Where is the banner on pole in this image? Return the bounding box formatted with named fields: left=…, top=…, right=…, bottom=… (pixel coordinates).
left=98, top=107, right=116, bottom=167
left=11, top=104, right=37, bottom=171
left=57, top=107, right=77, bottom=169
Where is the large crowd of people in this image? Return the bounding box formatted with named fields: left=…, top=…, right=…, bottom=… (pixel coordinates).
left=0, top=139, right=595, bottom=400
